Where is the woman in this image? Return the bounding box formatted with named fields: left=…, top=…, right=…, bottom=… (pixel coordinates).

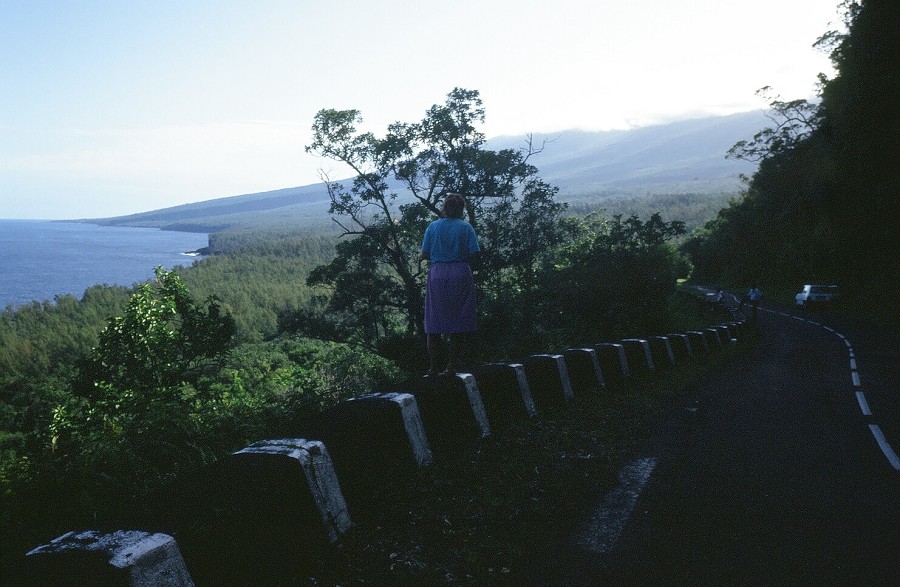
left=420, top=192, right=480, bottom=376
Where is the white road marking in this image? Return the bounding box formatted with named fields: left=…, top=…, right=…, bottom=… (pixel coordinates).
left=779, top=310, right=897, bottom=472
left=868, top=425, right=900, bottom=471
left=576, top=457, right=657, bottom=554
left=856, top=392, right=873, bottom=416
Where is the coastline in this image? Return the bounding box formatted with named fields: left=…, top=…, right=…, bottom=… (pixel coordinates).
left=0, top=220, right=209, bottom=310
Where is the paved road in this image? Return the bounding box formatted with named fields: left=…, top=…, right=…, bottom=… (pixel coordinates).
left=560, top=297, right=900, bottom=585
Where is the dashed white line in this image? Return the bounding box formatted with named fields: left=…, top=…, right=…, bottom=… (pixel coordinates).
left=868, top=425, right=900, bottom=471
left=784, top=311, right=897, bottom=472
left=856, top=391, right=873, bottom=416
left=576, top=457, right=658, bottom=554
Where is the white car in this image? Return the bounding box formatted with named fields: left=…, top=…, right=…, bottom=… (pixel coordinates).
left=795, top=284, right=838, bottom=308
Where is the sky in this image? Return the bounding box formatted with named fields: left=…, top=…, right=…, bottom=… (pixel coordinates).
left=0, top=0, right=842, bottom=220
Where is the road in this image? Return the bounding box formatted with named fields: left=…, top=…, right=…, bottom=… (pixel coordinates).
left=556, top=295, right=900, bottom=585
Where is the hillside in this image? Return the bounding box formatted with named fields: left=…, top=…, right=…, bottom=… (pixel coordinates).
left=89, top=111, right=762, bottom=233
left=492, top=111, right=761, bottom=203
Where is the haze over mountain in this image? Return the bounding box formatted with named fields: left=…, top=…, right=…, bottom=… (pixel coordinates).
left=90, top=111, right=763, bottom=233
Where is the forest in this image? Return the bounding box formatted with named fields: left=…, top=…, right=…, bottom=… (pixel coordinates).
left=683, top=0, right=898, bottom=322
left=2, top=0, right=894, bottom=575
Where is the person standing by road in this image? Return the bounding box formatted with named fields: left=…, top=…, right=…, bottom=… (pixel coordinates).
left=746, top=284, right=763, bottom=320
left=420, top=192, right=481, bottom=377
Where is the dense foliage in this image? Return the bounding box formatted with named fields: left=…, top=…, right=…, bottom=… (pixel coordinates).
left=683, top=0, right=899, bottom=319
left=0, top=256, right=400, bottom=569
left=177, top=233, right=337, bottom=341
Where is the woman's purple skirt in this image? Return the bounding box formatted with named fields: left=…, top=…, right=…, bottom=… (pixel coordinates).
left=424, top=262, right=477, bottom=334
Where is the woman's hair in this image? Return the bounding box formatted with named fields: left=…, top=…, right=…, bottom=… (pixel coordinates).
left=441, top=192, right=466, bottom=219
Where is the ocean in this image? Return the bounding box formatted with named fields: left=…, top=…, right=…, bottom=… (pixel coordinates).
left=0, top=220, right=209, bottom=310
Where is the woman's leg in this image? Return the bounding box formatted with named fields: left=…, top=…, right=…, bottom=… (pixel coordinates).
left=426, top=333, right=440, bottom=375
left=445, top=333, right=458, bottom=374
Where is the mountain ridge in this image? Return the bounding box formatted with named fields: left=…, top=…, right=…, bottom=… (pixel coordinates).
left=90, top=111, right=763, bottom=233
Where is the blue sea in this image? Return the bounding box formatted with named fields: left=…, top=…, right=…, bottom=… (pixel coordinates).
left=0, top=220, right=209, bottom=310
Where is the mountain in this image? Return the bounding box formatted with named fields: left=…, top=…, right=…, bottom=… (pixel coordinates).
left=87, top=183, right=334, bottom=233
left=486, top=110, right=760, bottom=203
left=91, top=111, right=763, bottom=233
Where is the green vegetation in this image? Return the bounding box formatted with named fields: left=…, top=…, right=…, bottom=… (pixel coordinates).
left=176, top=232, right=338, bottom=341
left=0, top=266, right=401, bottom=571
left=567, top=191, right=737, bottom=236
left=682, top=0, right=898, bottom=324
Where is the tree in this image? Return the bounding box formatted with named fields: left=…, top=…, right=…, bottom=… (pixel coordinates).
left=725, top=86, right=821, bottom=163
left=305, top=88, right=566, bottom=348
left=544, top=213, right=686, bottom=344
left=81, top=267, right=235, bottom=403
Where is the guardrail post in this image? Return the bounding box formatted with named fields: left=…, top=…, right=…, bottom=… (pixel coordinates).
left=472, top=363, right=537, bottom=423
left=25, top=530, right=194, bottom=587
left=524, top=354, right=575, bottom=410
left=594, top=343, right=630, bottom=383
left=563, top=348, right=606, bottom=394
left=647, top=336, right=676, bottom=369
left=620, top=339, right=655, bottom=374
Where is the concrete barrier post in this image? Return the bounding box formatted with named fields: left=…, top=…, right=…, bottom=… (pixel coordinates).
left=324, top=392, right=433, bottom=469
left=26, top=530, right=194, bottom=586
left=647, top=336, right=676, bottom=369
left=562, top=348, right=606, bottom=394
left=714, top=325, right=733, bottom=345
left=232, top=439, right=352, bottom=543
left=724, top=323, right=740, bottom=341
left=667, top=333, right=693, bottom=361
left=524, top=354, right=575, bottom=410
left=620, top=339, right=655, bottom=374
left=472, top=363, right=537, bottom=422
left=301, top=393, right=434, bottom=512
left=686, top=331, right=708, bottom=354
left=594, top=343, right=629, bottom=383
left=703, top=328, right=723, bottom=349
left=457, top=373, right=491, bottom=438
left=389, top=373, right=491, bottom=456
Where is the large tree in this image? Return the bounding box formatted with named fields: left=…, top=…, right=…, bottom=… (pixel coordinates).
left=305, top=88, right=565, bottom=347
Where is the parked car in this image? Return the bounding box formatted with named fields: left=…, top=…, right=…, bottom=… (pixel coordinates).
left=795, top=284, right=839, bottom=308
